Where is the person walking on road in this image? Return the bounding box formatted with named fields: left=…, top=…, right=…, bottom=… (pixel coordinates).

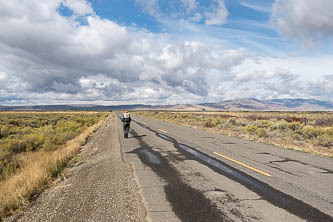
left=121, top=110, right=131, bottom=138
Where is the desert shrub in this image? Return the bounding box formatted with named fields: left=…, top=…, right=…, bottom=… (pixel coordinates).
left=211, top=117, right=222, bottom=126
left=269, top=119, right=289, bottom=131
left=180, top=113, right=188, bottom=119
left=314, top=116, right=333, bottom=127
left=194, top=116, right=203, bottom=122
left=324, top=128, right=333, bottom=136
left=288, top=122, right=304, bottom=131
left=24, top=134, right=45, bottom=151
left=245, top=114, right=260, bottom=121
left=0, top=126, right=11, bottom=138
left=291, top=133, right=303, bottom=141
left=300, top=125, right=319, bottom=139
left=255, top=128, right=268, bottom=138
left=204, top=119, right=215, bottom=128
left=168, top=113, right=176, bottom=119
left=291, top=116, right=308, bottom=124
left=227, top=117, right=237, bottom=125
left=317, top=134, right=333, bottom=147
left=0, top=158, right=20, bottom=180
left=5, top=140, right=27, bottom=153
left=219, top=114, right=235, bottom=119
left=255, top=120, right=272, bottom=129
left=246, top=125, right=257, bottom=133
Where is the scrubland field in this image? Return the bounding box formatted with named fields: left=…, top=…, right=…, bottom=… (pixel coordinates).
left=0, top=111, right=106, bottom=218
left=136, top=111, right=333, bottom=157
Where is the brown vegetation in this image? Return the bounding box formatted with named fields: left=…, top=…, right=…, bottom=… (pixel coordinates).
left=0, top=112, right=107, bottom=218
left=135, top=111, right=333, bottom=157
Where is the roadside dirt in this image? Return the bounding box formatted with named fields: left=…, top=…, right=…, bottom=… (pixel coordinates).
left=5, top=115, right=146, bottom=222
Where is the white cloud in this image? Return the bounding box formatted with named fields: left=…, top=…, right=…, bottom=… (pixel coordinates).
left=63, top=0, right=94, bottom=16
left=205, top=0, right=229, bottom=25
left=0, top=71, right=7, bottom=81
left=134, top=0, right=160, bottom=17
left=134, top=0, right=230, bottom=26
left=182, top=0, right=198, bottom=14
left=239, top=1, right=272, bottom=13
left=226, top=55, right=333, bottom=101
left=0, top=0, right=250, bottom=105
left=0, top=0, right=333, bottom=105
left=188, top=12, right=202, bottom=23
left=271, top=0, right=333, bottom=48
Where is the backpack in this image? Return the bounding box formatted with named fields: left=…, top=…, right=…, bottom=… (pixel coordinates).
left=122, top=113, right=131, bottom=124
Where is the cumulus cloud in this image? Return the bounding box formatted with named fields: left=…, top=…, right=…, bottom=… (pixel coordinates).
left=0, top=0, right=332, bottom=105
left=62, top=0, right=94, bottom=16
left=228, top=56, right=333, bottom=101
left=271, top=0, right=333, bottom=48
left=0, top=0, right=249, bottom=105
left=205, top=0, right=229, bottom=25
left=305, top=75, right=333, bottom=98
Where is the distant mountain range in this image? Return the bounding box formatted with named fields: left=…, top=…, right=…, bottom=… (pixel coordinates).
left=1, top=98, right=333, bottom=111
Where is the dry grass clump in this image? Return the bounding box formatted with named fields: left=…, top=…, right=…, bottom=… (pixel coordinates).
left=135, top=111, right=333, bottom=157
left=0, top=112, right=107, bottom=218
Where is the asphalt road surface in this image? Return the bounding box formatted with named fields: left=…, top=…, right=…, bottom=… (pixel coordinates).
left=120, top=113, right=333, bottom=222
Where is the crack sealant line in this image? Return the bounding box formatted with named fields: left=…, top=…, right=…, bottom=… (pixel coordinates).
left=158, top=129, right=168, bottom=134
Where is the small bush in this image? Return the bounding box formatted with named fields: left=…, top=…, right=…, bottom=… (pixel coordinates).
left=315, top=117, right=333, bottom=127
left=227, top=117, right=237, bottom=125
left=269, top=120, right=289, bottom=131
left=246, top=125, right=257, bottom=133
left=288, top=122, right=304, bottom=131
left=204, top=119, right=215, bottom=128
left=256, top=120, right=272, bottom=129
left=255, top=128, right=268, bottom=138
left=317, top=134, right=333, bottom=147
left=300, top=125, right=319, bottom=139
left=291, top=133, right=302, bottom=141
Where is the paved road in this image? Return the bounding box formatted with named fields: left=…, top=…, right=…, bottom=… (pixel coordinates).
left=120, top=113, right=333, bottom=222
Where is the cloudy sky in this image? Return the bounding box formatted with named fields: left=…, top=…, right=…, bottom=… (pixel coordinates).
left=0, top=0, right=333, bottom=105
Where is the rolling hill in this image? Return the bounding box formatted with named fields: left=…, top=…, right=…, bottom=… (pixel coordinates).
left=1, top=98, right=332, bottom=111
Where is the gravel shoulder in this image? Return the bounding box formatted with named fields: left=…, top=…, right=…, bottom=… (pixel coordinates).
left=6, top=115, right=146, bottom=222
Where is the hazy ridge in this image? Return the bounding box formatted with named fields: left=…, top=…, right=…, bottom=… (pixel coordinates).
left=1, top=98, right=333, bottom=111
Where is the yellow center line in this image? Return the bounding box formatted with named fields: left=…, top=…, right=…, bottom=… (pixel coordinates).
left=158, top=129, right=168, bottom=134
left=213, top=152, right=271, bottom=177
